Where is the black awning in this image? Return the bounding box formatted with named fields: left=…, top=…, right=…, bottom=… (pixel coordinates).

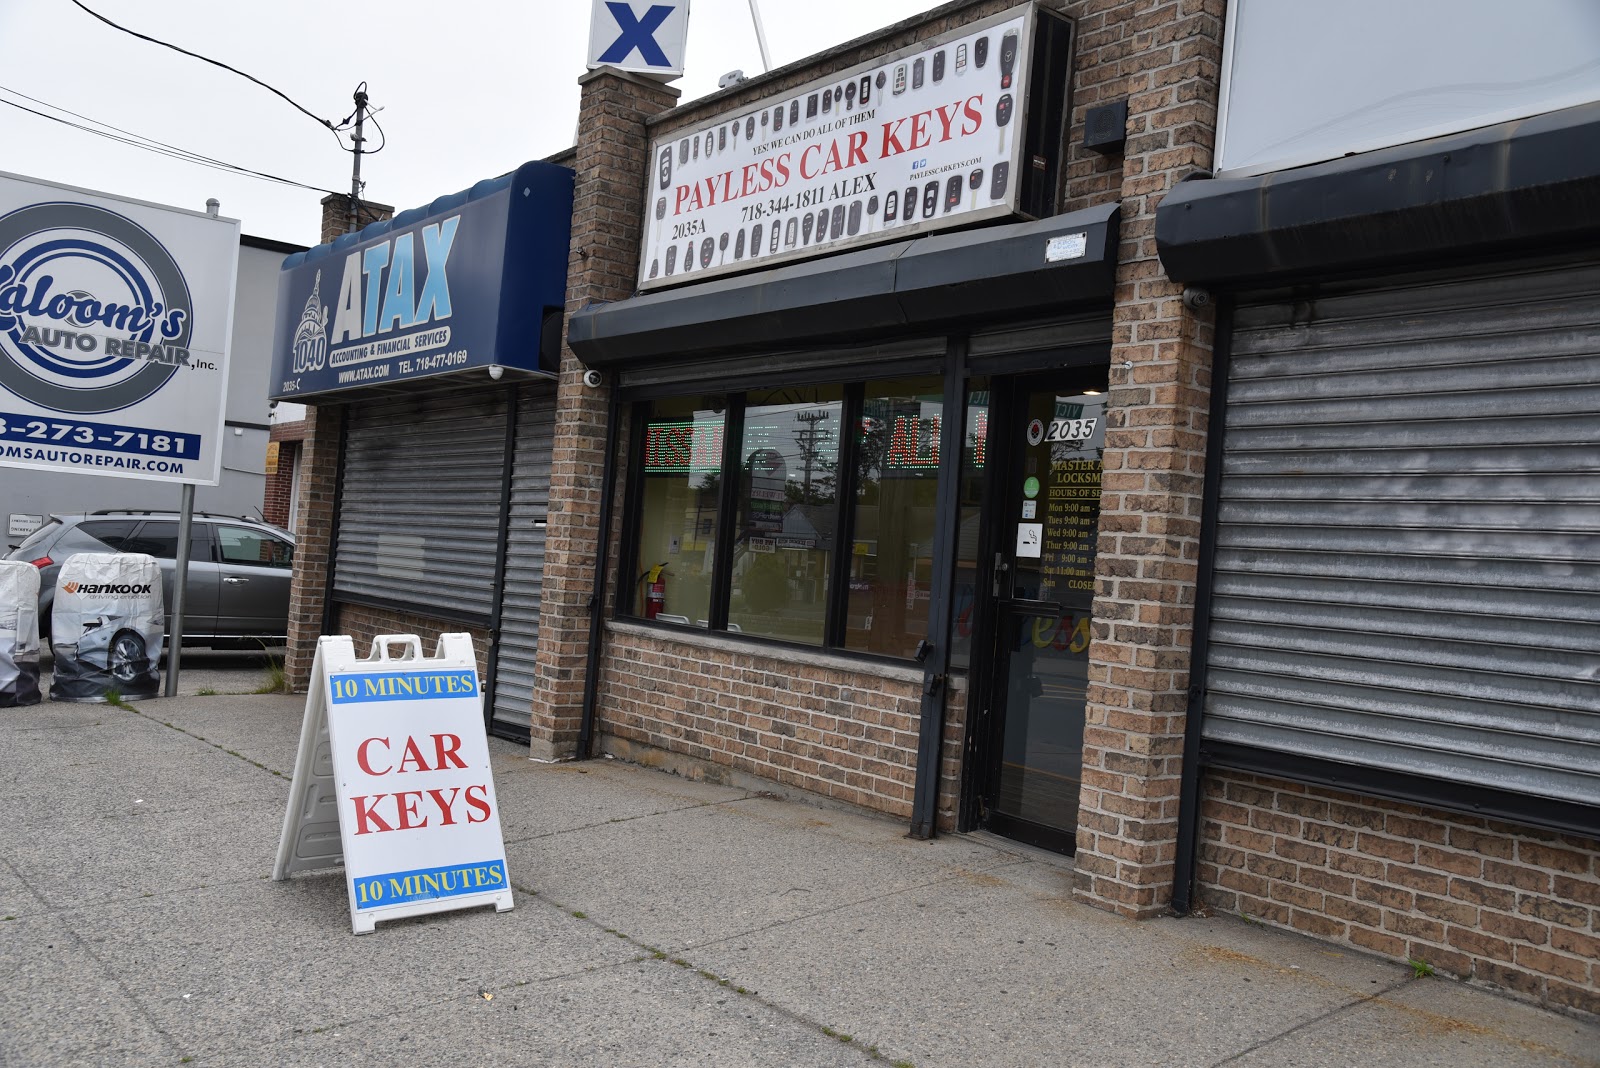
left=1156, top=101, right=1600, bottom=287
left=568, top=203, right=1118, bottom=368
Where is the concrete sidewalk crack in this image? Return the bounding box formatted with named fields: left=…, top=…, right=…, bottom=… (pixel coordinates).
left=1205, top=975, right=1414, bottom=1067
left=515, top=880, right=910, bottom=1066
left=500, top=793, right=757, bottom=845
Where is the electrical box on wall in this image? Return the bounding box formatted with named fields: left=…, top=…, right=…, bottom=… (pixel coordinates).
left=1083, top=99, right=1128, bottom=155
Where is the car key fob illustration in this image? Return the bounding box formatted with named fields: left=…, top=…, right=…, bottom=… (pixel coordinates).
left=999, top=30, right=1018, bottom=89
left=884, top=190, right=899, bottom=221
left=658, top=147, right=672, bottom=189
left=830, top=204, right=845, bottom=239
left=785, top=217, right=798, bottom=247
left=802, top=212, right=814, bottom=244
left=912, top=57, right=925, bottom=90
left=956, top=43, right=968, bottom=76
left=996, top=93, right=1013, bottom=127
left=700, top=237, right=714, bottom=268
left=944, top=175, right=963, bottom=212
left=734, top=228, right=746, bottom=260
left=974, top=35, right=989, bottom=68
left=665, top=244, right=679, bottom=274
left=893, top=64, right=906, bottom=95
left=860, top=75, right=872, bottom=106
left=969, top=168, right=984, bottom=190
left=903, top=186, right=917, bottom=221
left=990, top=161, right=1010, bottom=200
left=922, top=181, right=939, bottom=218
left=932, top=49, right=945, bottom=83
left=848, top=199, right=863, bottom=234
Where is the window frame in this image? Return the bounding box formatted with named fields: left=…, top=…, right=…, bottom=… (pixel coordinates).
left=619, top=372, right=959, bottom=665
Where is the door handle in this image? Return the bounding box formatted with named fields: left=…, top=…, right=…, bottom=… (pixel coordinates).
left=998, top=597, right=1065, bottom=615
left=223, top=576, right=249, bottom=584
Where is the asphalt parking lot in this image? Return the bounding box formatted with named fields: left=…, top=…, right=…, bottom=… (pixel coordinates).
left=40, top=645, right=286, bottom=700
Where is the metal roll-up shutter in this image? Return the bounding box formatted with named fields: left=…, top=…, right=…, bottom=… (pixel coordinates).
left=1201, top=258, right=1600, bottom=812
left=335, top=386, right=510, bottom=623
left=490, top=383, right=556, bottom=737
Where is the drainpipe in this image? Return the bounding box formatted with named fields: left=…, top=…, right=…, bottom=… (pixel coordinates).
left=909, top=340, right=967, bottom=838
left=1171, top=305, right=1235, bottom=914
left=576, top=373, right=622, bottom=760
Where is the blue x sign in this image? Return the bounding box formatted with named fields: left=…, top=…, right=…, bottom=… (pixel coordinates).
left=587, top=0, right=689, bottom=77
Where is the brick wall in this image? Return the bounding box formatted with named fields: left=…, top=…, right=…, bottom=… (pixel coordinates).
left=262, top=441, right=298, bottom=529
left=318, top=193, right=394, bottom=244
left=1068, top=0, right=1224, bottom=919
left=598, top=625, right=938, bottom=819
left=530, top=68, right=680, bottom=761
left=284, top=404, right=344, bottom=691
left=1199, top=770, right=1600, bottom=1018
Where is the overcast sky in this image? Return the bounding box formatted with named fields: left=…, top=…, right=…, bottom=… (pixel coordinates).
left=1, top=0, right=938, bottom=248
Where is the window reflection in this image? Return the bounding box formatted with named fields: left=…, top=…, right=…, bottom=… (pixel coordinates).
left=633, top=396, right=725, bottom=625
left=727, top=386, right=843, bottom=645
left=846, top=377, right=943, bottom=658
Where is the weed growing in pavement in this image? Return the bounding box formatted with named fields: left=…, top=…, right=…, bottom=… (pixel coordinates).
left=1408, top=958, right=1436, bottom=979
left=253, top=640, right=287, bottom=693
left=102, top=687, right=129, bottom=708
left=196, top=687, right=217, bottom=696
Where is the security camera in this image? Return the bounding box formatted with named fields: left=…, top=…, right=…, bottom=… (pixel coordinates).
left=582, top=369, right=604, bottom=388
left=1182, top=286, right=1211, bottom=310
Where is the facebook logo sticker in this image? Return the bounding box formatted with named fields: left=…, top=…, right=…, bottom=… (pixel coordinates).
left=588, top=0, right=689, bottom=76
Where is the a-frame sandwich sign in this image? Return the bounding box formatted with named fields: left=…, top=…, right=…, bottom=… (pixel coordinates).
left=274, top=633, right=513, bottom=934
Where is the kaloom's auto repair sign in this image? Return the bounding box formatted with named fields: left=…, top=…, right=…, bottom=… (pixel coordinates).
left=639, top=5, right=1033, bottom=290
left=0, top=171, right=238, bottom=485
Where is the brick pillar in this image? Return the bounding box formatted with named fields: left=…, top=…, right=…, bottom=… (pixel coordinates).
left=284, top=403, right=343, bottom=691
left=528, top=68, right=680, bottom=761
left=1072, top=0, right=1226, bottom=918
left=278, top=199, right=395, bottom=691
left=318, top=194, right=394, bottom=243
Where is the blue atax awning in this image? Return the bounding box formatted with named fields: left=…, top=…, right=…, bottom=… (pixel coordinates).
left=270, top=160, right=573, bottom=401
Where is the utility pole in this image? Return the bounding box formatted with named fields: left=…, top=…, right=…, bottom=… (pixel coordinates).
left=346, top=82, right=369, bottom=234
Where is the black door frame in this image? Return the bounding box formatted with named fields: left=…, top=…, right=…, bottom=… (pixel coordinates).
left=960, top=366, right=1109, bottom=855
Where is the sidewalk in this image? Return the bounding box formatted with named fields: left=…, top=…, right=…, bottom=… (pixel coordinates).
left=2, top=693, right=1595, bottom=1067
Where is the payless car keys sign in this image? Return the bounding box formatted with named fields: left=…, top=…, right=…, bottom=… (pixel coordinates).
left=639, top=5, right=1032, bottom=290
left=275, top=633, right=513, bottom=934
left=0, top=171, right=239, bottom=485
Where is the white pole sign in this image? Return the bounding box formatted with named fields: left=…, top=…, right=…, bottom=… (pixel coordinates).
left=275, top=633, right=513, bottom=935
left=639, top=5, right=1033, bottom=290
left=588, top=0, right=690, bottom=77
left=0, top=171, right=239, bottom=486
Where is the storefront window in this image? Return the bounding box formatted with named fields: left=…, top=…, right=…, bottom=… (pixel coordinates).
left=727, top=386, right=843, bottom=645
left=845, top=378, right=944, bottom=658
left=633, top=396, right=725, bottom=625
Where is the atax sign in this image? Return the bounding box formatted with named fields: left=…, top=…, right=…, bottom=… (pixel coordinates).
left=0, top=171, right=239, bottom=485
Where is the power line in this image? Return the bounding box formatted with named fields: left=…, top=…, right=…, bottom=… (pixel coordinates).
left=67, top=0, right=345, bottom=146
left=0, top=92, right=342, bottom=195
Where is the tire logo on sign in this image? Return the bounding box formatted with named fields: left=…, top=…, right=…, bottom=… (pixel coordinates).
left=1026, top=417, right=1045, bottom=446
left=0, top=202, right=193, bottom=415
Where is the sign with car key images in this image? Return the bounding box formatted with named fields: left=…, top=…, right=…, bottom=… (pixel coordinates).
left=639, top=5, right=1034, bottom=291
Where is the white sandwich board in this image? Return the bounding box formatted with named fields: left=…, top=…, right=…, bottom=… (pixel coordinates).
left=274, top=633, right=513, bottom=934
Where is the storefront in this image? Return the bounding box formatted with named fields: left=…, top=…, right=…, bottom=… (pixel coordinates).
left=564, top=2, right=1137, bottom=848
left=270, top=161, right=573, bottom=740
left=1157, top=94, right=1600, bottom=1012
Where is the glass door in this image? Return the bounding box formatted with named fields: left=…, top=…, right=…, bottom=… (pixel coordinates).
left=977, top=373, right=1107, bottom=853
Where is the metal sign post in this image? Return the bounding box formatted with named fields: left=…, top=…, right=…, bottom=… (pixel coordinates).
left=162, top=483, right=194, bottom=697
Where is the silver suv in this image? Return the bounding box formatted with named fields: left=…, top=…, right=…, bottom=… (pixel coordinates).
left=6, top=511, right=294, bottom=647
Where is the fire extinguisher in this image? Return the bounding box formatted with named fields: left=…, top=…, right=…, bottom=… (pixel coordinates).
left=643, top=563, right=667, bottom=620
